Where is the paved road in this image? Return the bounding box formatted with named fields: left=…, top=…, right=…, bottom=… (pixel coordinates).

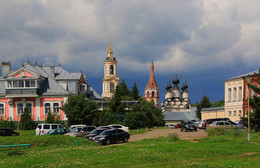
left=129, top=128, right=207, bottom=142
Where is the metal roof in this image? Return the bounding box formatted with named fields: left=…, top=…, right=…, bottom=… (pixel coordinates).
left=225, top=69, right=259, bottom=81
left=163, top=107, right=198, bottom=121
left=201, top=106, right=224, bottom=112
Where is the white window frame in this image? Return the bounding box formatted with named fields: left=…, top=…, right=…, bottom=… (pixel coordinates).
left=238, top=86, right=242, bottom=101
left=233, top=87, right=237, bottom=102
left=0, top=103, right=5, bottom=116
left=43, top=101, right=61, bottom=115
left=228, top=111, right=231, bottom=116
left=233, top=111, right=236, bottom=116
left=238, top=110, right=242, bottom=116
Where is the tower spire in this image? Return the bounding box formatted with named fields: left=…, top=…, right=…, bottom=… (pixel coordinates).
left=108, top=33, right=112, bottom=54
left=146, top=60, right=159, bottom=89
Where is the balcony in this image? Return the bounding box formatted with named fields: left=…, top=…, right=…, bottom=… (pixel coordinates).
left=6, top=88, right=39, bottom=97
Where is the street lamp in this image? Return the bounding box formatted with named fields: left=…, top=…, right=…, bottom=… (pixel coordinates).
left=245, top=75, right=252, bottom=142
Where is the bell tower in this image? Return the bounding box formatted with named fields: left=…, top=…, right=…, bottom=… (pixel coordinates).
left=102, top=34, right=119, bottom=100
left=145, top=60, right=159, bottom=107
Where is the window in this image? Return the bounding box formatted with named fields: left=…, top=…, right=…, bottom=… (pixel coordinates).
left=31, top=81, right=35, bottom=87
left=13, top=81, right=18, bottom=87
left=110, top=65, right=114, bottom=75
left=53, top=103, right=59, bottom=114
left=25, top=81, right=30, bottom=87
left=26, top=103, right=32, bottom=114
left=219, top=122, right=224, bottom=125
left=0, top=104, right=4, bottom=115
left=233, top=111, right=236, bottom=116
left=45, top=103, right=51, bottom=115
left=110, top=82, right=115, bottom=93
left=152, top=91, right=155, bottom=97
left=52, top=125, right=58, bottom=129
left=228, top=111, right=231, bottom=116
left=43, top=125, right=50, bottom=129
left=19, top=80, right=24, bottom=87
left=238, top=86, right=242, bottom=101
left=7, top=81, right=12, bottom=88
left=228, top=88, right=231, bottom=102
left=233, top=87, right=237, bottom=101
left=238, top=110, right=242, bottom=116
left=147, top=91, right=149, bottom=97
left=18, top=103, right=24, bottom=115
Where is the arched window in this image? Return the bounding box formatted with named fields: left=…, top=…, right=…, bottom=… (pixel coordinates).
left=110, top=65, right=114, bottom=75
left=53, top=103, right=59, bottom=114
left=0, top=104, right=4, bottom=115
left=45, top=103, right=51, bottom=115
left=110, top=82, right=115, bottom=93
left=152, top=91, right=155, bottom=97
left=26, top=103, right=32, bottom=114
left=18, top=103, right=23, bottom=115
left=147, top=91, right=149, bottom=97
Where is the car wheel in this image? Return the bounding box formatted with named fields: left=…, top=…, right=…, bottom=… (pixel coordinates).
left=180, top=128, right=183, bottom=132
left=105, top=139, right=110, bottom=145
left=124, top=137, right=128, bottom=143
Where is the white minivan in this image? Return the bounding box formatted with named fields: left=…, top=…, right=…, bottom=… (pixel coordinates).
left=36, top=124, right=65, bottom=135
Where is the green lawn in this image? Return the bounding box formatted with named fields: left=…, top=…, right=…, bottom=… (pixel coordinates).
left=0, top=130, right=259, bottom=167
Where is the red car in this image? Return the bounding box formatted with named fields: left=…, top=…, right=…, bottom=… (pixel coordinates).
left=175, top=124, right=181, bottom=128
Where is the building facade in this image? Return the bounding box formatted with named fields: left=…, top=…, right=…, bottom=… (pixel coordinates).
left=102, top=35, right=119, bottom=100
left=145, top=60, right=159, bottom=107
left=0, top=61, right=98, bottom=121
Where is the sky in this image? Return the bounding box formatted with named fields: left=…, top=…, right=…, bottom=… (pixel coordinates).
left=0, top=0, right=260, bottom=105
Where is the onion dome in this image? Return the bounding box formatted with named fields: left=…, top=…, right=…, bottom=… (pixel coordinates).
left=166, top=80, right=172, bottom=90
left=172, top=73, right=180, bottom=85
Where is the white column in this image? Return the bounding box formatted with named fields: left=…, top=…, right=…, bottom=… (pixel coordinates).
left=35, top=98, right=41, bottom=121
left=9, top=99, right=14, bottom=120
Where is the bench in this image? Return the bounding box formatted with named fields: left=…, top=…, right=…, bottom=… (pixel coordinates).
left=0, top=144, right=30, bottom=149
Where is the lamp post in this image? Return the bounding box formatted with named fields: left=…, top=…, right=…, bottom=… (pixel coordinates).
left=245, top=75, right=252, bottom=142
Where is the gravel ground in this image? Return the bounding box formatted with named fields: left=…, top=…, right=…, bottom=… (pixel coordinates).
left=129, top=128, right=207, bottom=142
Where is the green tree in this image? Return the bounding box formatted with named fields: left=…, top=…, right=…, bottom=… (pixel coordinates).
left=124, top=98, right=164, bottom=129
left=99, top=110, right=116, bottom=125
left=211, top=100, right=224, bottom=107
left=45, top=111, right=55, bottom=123
left=131, top=81, right=141, bottom=100
left=196, top=95, right=211, bottom=119
left=109, top=85, right=125, bottom=123
left=19, top=106, right=35, bottom=130
left=61, top=93, right=97, bottom=125
left=242, top=70, right=260, bottom=132
left=118, top=79, right=131, bottom=98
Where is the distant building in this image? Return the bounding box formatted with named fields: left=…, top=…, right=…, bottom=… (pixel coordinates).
left=145, top=60, right=159, bottom=107
left=102, top=35, right=119, bottom=100
left=161, top=71, right=192, bottom=112
left=0, top=61, right=100, bottom=121
left=201, top=69, right=259, bottom=121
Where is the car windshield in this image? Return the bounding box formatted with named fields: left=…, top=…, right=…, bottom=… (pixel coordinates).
left=100, top=130, right=112, bottom=135
left=90, top=129, right=103, bottom=135
left=72, top=128, right=82, bottom=132
left=186, top=121, right=194, bottom=124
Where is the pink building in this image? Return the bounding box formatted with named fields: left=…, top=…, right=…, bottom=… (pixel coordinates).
left=0, top=61, right=96, bottom=121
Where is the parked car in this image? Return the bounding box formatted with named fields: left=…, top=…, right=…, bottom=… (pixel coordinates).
left=64, top=126, right=96, bottom=137
left=0, top=128, right=19, bottom=136
left=46, top=128, right=70, bottom=135
left=84, top=128, right=108, bottom=140
left=206, top=121, right=244, bottom=130
left=191, top=120, right=200, bottom=127
left=198, top=120, right=205, bottom=129
left=168, top=124, right=176, bottom=129
left=92, top=129, right=130, bottom=145
left=202, top=118, right=231, bottom=129
left=108, top=124, right=129, bottom=133
left=180, top=121, right=197, bottom=132
left=36, top=124, right=65, bottom=135
left=68, top=124, right=87, bottom=131
left=175, top=123, right=181, bottom=129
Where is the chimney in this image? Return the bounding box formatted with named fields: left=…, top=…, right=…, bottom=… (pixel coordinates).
left=1, top=61, right=11, bottom=77
left=50, top=65, right=55, bottom=78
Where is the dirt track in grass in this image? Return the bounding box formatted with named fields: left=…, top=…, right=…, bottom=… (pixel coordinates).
left=129, top=128, right=207, bottom=142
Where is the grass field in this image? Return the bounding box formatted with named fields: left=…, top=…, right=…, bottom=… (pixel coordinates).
left=0, top=130, right=260, bottom=168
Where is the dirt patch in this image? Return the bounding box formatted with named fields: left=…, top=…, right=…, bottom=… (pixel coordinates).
left=129, top=128, right=207, bottom=142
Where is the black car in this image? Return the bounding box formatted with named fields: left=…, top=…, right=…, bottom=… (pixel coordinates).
left=0, top=128, right=19, bottom=136
left=84, top=128, right=108, bottom=140
left=92, top=129, right=130, bottom=145
left=180, top=121, right=197, bottom=132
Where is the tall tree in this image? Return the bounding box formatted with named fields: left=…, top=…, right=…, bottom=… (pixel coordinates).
left=45, top=111, right=55, bottom=123
left=196, top=95, right=211, bottom=119
left=131, top=81, right=141, bottom=100
left=19, top=106, right=35, bottom=130
left=61, top=93, right=97, bottom=125
left=118, top=79, right=131, bottom=97
left=109, top=85, right=125, bottom=123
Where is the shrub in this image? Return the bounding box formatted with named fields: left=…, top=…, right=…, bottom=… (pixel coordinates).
left=207, top=128, right=225, bottom=137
